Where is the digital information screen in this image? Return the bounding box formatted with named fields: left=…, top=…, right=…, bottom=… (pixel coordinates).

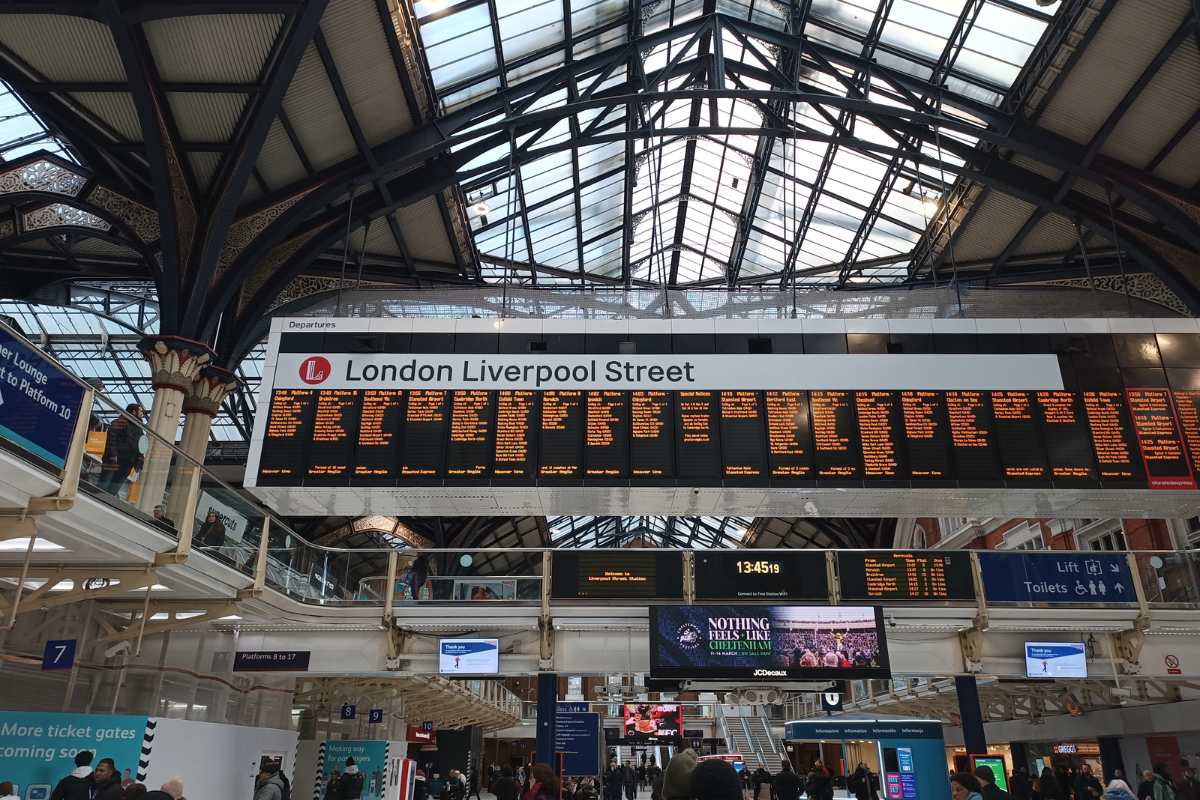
left=837, top=551, right=976, bottom=601
left=551, top=551, right=685, bottom=599
left=623, top=704, right=682, bottom=740
left=650, top=605, right=890, bottom=681
left=1024, top=642, right=1087, bottom=679
left=694, top=551, right=829, bottom=600
left=439, top=639, right=499, bottom=674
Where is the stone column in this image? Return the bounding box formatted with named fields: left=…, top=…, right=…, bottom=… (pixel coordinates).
left=136, top=336, right=213, bottom=514
left=165, top=365, right=239, bottom=524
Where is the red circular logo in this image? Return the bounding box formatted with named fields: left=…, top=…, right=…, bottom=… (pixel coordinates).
left=298, top=356, right=331, bottom=385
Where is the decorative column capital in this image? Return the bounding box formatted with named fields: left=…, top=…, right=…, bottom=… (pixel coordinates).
left=137, top=335, right=215, bottom=394
left=183, top=365, right=241, bottom=417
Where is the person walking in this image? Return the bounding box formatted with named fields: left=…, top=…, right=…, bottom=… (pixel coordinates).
left=52, top=751, right=95, bottom=800
left=850, top=763, right=878, bottom=800
left=90, top=759, right=125, bottom=800
left=604, top=757, right=625, bottom=800
left=525, top=764, right=559, bottom=800
left=975, top=765, right=1010, bottom=800
left=255, top=763, right=287, bottom=800
left=325, top=769, right=342, bottom=800
left=339, top=758, right=365, bottom=800
left=99, top=404, right=145, bottom=494
left=773, top=762, right=802, bottom=800
left=495, top=767, right=521, bottom=800
left=951, top=774, right=984, bottom=800
left=624, top=761, right=637, bottom=800
left=1011, top=768, right=1033, bottom=800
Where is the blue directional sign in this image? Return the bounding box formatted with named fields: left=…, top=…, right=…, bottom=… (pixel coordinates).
left=558, top=702, right=589, bottom=714
left=340, top=703, right=357, bottom=720
left=554, top=711, right=600, bottom=776
left=0, top=327, right=85, bottom=469
left=368, top=708, right=384, bottom=724
left=978, top=552, right=1137, bottom=604
left=42, top=639, right=76, bottom=671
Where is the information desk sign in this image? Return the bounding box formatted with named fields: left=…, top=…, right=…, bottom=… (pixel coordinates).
left=837, top=551, right=976, bottom=601
left=0, top=327, right=86, bottom=470
left=694, top=551, right=828, bottom=600
left=554, top=711, right=601, bottom=776
left=978, top=552, right=1137, bottom=604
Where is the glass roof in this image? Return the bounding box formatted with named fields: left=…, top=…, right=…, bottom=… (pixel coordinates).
left=0, top=286, right=260, bottom=442
left=548, top=515, right=751, bottom=548
left=415, top=0, right=1060, bottom=287
left=0, top=80, right=76, bottom=162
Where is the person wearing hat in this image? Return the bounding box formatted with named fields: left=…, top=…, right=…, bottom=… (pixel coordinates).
left=661, top=749, right=699, bottom=800
left=340, top=757, right=365, bottom=800
left=691, top=759, right=743, bottom=800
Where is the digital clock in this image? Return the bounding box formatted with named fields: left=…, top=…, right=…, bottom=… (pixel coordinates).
left=736, top=559, right=782, bottom=575
left=695, top=551, right=828, bottom=600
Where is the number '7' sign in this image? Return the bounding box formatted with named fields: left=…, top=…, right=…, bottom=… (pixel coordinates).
left=42, top=639, right=76, bottom=671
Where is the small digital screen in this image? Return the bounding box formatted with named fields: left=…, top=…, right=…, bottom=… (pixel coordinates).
left=837, top=551, right=976, bottom=601
left=551, top=551, right=685, bottom=599
left=1025, top=642, right=1087, bottom=679
left=693, top=551, right=828, bottom=600
left=622, top=703, right=682, bottom=740
left=439, top=638, right=499, bottom=674
left=650, top=605, right=890, bottom=680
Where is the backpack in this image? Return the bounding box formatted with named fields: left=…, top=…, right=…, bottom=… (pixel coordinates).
left=279, top=772, right=291, bottom=800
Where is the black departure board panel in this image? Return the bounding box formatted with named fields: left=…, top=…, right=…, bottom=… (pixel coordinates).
left=551, top=551, right=685, bottom=599
left=256, top=385, right=1200, bottom=490
left=837, top=551, right=976, bottom=601
left=694, top=551, right=828, bottom=600
left=255, top=328, right=1200, bottom=491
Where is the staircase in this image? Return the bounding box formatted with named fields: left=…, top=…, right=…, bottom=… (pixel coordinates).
left=717, top=706, right=784, bottom=772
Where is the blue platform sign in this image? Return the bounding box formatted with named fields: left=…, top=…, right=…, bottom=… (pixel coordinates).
left=368, top=708, right=384, bottom=724
left=42, top=639, right=76, bottom=671
left=340, top=703, right=357, bottom=720
left=0, top=327, right=85, bottom=470
left=979, top=552, right=1137, bottom=604
left=554, top=711, right=600, bottom=776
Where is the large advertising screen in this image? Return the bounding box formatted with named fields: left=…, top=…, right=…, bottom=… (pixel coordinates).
left=650, top=605, right=890, bottom=680
left=622, top=703, right=683, bottom=740
left=439, top=638, right=499, bottom=674
left=1025, top=642, right=1087, bottom=678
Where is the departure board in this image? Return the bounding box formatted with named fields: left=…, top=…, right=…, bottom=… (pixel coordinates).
left=1126, top=389, right=1195, bottom=489
left=586, top=391, right=630, bottom=479
left=540, top=391, right=584, bottom=479
left=694, top=551, right=828, bottom=600
left=1082, top=390, right=1145, bottom=487
left=946, top=391, right=1002, bottom=484
left=1035, top=391, right=1099, bottom=487
left=991, top=391, right=1049, bottom=483
left=765, top=391, right=814, bottom=481
left=1174, top=389, right=1200, bottom=484
left=259, top=388, right=317, bottom=482
left=719, top=391, right=767, bottom=480
left=676, top=391, right=722, bottom=482
left=254, top=386, right=1200, bottom=491
left=446, top=390, right=494, bottom=478
left=494, top=390, right=537, bottom=479
left=837, top=551, right=976, bottom=602
left=306, top=389, right=359, bottom=482
left=401, top=390, right=449, bottom=478
left=551, top=551, right=685, bottom=599
left=630, top=391, right=674, bottom=480
left=810, top=390, right=860, bottom=480
left=355, top=389, right=404, bottom=481
left=855, top=391, right=905, bottom=483
left=901, top=391, right=953, bottom=483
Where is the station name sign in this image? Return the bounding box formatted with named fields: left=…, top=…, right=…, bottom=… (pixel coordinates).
left=278, top=352, right=1063, bottom=392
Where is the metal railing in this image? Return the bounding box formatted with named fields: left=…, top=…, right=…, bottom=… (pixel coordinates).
left=5, top=319, right=1200, bottom=616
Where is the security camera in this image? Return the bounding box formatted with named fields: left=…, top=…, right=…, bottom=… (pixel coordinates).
left=887, top=615, right=897, bottom=628
left=104, top=641, right=132, bottom=659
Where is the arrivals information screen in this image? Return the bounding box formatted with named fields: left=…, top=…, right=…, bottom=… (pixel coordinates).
left=249, top=324, right=1200, bottom=494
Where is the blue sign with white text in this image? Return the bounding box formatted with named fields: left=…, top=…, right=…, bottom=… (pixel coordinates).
left=558, top=702, right=589, bottom=714
left=0, top=327, right=85, bottom=469
left=979, top=552, right=1136, bottom=604
left=42, top=639, right=76, bottom=671
left=555, top=712, right=600, bottom=776
left=0, top=711, right=146, bottom=797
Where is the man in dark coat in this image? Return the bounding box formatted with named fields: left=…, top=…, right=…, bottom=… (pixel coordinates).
left=90, top=759, right=125, bottom=800
left=99, top=404, right=145, bottom=493
left=50, top=751, right=93, bottom=800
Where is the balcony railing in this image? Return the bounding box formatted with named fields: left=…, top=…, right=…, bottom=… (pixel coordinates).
left=4, top=319, right=1200, bottom=615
